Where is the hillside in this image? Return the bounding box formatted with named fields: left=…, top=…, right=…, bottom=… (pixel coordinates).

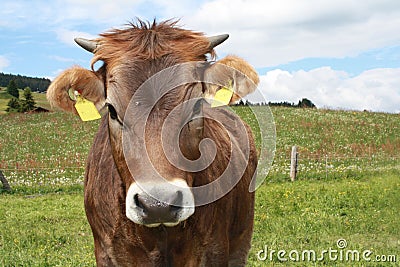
left=0, top=106, right=398, bottom=185
left=0, top=87, right=13, bottom=114
left=0, top=87, right=51, bottom=115
left=237, top=106, right=399, bottom=181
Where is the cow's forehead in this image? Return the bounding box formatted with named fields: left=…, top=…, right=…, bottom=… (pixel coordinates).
left=91, top=20, right=212, bottom=69
left=106, top=60, right=209, bottom=118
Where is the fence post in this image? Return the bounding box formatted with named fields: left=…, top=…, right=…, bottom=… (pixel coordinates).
left=325, top=154, right=328, bottom=179
left=0, top=170, right=12, bottom=192
left=290, top=146, right=298, bottom=181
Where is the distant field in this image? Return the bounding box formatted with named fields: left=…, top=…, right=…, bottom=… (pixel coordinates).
left=236, top=106, right=400, bottom=182
left=1, top=107, right=399, bottom=191
left=0, top=87, right=50, bottom=115
left=0, top=87, right=13, bottom=114
left=0, top=107, right=399, bottom=266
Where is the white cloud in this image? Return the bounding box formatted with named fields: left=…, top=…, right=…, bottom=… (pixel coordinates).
left=48, top=1, right=142, bottom=27
left=55, top=29, right=98, bottom=46
left=1, top=0, right=399, bottom=113
left=3, top=1, right=399, bottom=68
left=45, top=69, right=67, bottom=81
left=181, top=0, right=400, bottom=67
left=0, top=56, right=10, bottom=71
left=257, top=67, right=400, bottom=113
left=0, top=1, right=145, bottom=29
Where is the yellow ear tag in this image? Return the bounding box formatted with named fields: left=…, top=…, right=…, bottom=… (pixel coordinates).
left=74, top=95, right=101, bottom=121
left=211, top=86, right=234, bottom=108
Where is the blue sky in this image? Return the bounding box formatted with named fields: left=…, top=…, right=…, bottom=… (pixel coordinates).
left=1, top=0, right=399, bottom=112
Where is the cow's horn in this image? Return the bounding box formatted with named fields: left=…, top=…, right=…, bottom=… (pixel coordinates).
left=74, top=38, right=98, bottom=53
left=208, top=34, right=229, bottom=49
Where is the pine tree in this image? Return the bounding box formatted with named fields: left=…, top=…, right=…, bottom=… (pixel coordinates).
left=6, top=98, right=20, bottom=112
left=21, top=87, right=36, bottom=112
left=298, top=98, right=316, bottom=108
left=6, top=80, right=19, bottom=98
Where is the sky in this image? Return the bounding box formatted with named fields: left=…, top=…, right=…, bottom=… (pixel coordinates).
left=1, top=0, right=399, bottom=113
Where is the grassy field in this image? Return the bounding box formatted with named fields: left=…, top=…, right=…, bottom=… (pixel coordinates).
left=250, top=171, right=399, bottom=266
left=0, top=87, right=13, bottom=114
left=0, top=87, right=50, bottom=115
left=0, top=106, right=399, bottom=266
left=0, top=172, right=398, bottom=266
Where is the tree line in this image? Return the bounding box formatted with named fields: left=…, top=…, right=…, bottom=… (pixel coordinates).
left=0, top=72, right=50, bottom=92
left=236, top=98, right=316, bottom=108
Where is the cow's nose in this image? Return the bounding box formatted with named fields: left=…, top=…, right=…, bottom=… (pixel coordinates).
left=126, top=179, right=195, bottom=226
left=134, top=190, right=183, bottom=225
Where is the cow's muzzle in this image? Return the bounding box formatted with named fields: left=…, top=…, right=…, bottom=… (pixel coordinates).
left=126, top=179, right=195, bottom=227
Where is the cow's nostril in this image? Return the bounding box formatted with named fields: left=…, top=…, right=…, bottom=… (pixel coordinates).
left=170, top=190, right=183, bottom=211
left=169, top=191, right=183, bottom=220
left=134, top=193, right=144, bottom=210
left=133, top=190, right=184, bottom=225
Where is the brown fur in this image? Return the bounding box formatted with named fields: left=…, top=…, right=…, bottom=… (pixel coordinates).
left=204, top=55, right=259, bottom=105
left=47, top=67, right=105, bottom=113
left=216, top=55, right=259, bottom=85
left=85, top=109, right=257, bottom=266
left=92, top=20, right=214, bottom=70
left=47, top=20, right=259, bottom=266
left=215, top=55, right=260, bottom=103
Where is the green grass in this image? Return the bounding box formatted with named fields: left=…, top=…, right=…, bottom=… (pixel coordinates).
left=0, top=107, right=399, bottom=266
left=0, top=87, right=51, bottom=114
left=0, top=88, right=13, bottom=114
left=0, top=88, right=13, bottom=99
left=0, top=193, right=95, bottom=266
left=31, top=91, right=52, bottom=110
left=1, top=107, right=398, bottom=193
left=236, top=106, right=400, bottom=182
left=0, top=172, right=398, bottom=266
left=0, top=112, right=98, bottom=193
left=249, top=171, right=400, bottom=266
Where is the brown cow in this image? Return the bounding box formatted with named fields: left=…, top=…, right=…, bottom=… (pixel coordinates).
left=47, top=20, right=259, bottom=266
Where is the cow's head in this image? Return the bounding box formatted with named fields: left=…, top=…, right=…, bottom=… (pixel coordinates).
left=47, top=20, right=259, bottom=227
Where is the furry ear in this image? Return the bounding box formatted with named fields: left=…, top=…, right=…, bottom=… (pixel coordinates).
left=204, top=55, right=259, bottom=105
left=47, top=67, right=105, bottom=113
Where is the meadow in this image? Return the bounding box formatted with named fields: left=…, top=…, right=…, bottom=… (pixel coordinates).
left=0, top=106, right=399, bottom=266
left=0, top=87, right=51, bottom=115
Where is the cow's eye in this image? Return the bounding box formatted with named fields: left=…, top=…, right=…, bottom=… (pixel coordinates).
left=107, top=104, right=123, bottom=125
left=108, top=104, right=118, bottom=120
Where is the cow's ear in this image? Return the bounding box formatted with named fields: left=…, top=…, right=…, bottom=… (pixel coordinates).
left=47, top=66, right=105, bottom=113
left=204, top=55, right=259, bottom=105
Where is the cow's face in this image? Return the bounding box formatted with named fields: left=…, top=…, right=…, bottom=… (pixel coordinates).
left=47, top=21, right=259, bottom=227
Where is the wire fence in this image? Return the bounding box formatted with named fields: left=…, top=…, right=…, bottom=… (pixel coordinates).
left=268, top=153, right=399, bottom=182
left=0, top=154, right=399, bottom=191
